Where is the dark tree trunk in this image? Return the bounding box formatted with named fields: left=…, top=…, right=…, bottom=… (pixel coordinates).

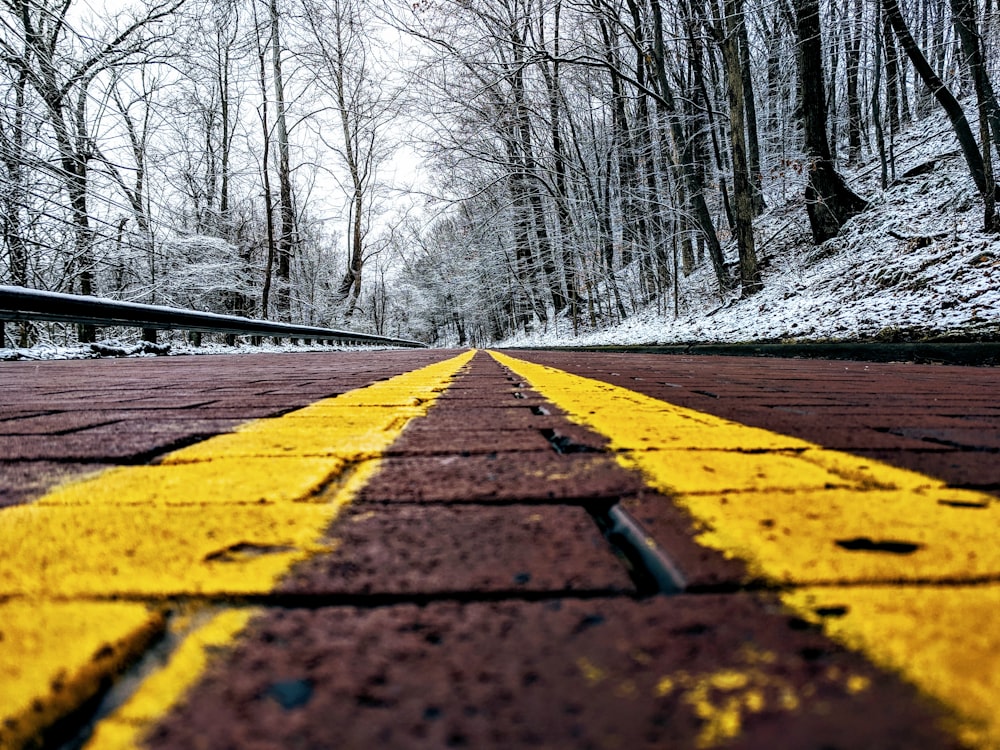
left=511, top=36, right=563, bottom=316
left=270, top=0, right=294, bottom=321
left=720, top=0, right=763, bottom=294
left=1, top=68, right=30, bottom=294
left=598, top=12, right=637, bottom=271
left=873, top=4, right=890, bottom=188
left=882, top=0, right=997, bottom=230
left=737, top=10, right=766, bottom=214
left=254, top=7, right=277, bottom=319
left=794, top=0, right=869, bottom=243
left=539, top=1, right=581, bottom=327
left=950, top=0, right=999, bottom=231
left=950, top=0, right=1000, bottom=153
left=845, top=0, right=865, bottom=163
left=688, top=21, right=735, bottom=231
left=883, top=11, right=902, bottom=132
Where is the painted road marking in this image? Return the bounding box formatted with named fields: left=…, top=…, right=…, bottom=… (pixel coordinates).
left=0, top=602, right=164, bottom=750
left=86, top=609, right=259, bottom=750
left=491, top=350, right=1000, bottom=748
left=0, top=350, right=474, bottom=749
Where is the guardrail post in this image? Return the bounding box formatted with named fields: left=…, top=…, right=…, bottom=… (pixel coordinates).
left=78, top=323, right=96, bottom=343
left=0, top=322, right=5, bottom=348
left=142, top=328, right=157, bottom=343
left=188, top=331, right=202, bottom=347
left=251, top=336, right=262, bottom=347
left=225, top=334, right=236, bottom=346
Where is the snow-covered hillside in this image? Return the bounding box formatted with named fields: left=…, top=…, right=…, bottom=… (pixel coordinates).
left=502, top=112, right=1000, bottom=349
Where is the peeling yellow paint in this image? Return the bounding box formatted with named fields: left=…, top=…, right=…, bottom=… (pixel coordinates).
left=85, top=609, right=258, bottom=750
left=655, top=675, right=675, bottom=697
left=690, top=691, right=743, bottom=748
left=650, top=655, right=880, bottom=749
left=651, top=663, right=812, bottom=749
left=744, top=689, right=765, bottom=713
left=577, top=656, right=607, bottom=685
left=846, top=674, right=871, bottom=694
left=709, top=670, right=750, bottom=691
left=738, top=645, right=777, bottom=666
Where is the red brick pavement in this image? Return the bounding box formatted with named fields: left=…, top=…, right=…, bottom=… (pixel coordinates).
left=3, top=349, right=990, bottom=748
left=144, top=353, right=959, bottom=749
left=0, top=350, right=456, bottom=507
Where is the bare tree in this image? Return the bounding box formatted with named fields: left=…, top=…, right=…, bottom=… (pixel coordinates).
left=300, top=0, right=398, bottom=319
left=269, top=0, right=295, bottom=320
left=706, top=0, right=763, bottom=294
left=252, top=0, right=279, bottom=318
left=0, top=0, right=186, bottom=339
left=793, top=0, right=869, bottom=243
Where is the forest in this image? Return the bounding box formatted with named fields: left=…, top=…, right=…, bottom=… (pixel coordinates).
left=0, top=0, right=998, bottom=348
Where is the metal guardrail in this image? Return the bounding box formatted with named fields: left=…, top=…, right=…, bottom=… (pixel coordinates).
left=0, top=285, right=427, bottom=348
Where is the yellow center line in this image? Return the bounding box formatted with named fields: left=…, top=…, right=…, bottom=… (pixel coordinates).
left=491, top=350, right=1000, bottom=748
left=0, top=350, right=475, bottom=750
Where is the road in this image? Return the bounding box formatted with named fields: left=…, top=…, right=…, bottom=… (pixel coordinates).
left=0, top=348, right=997, bottom=749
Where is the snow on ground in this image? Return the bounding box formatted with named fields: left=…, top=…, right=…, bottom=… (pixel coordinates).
left=503, top=114, right=1000, bottom=349
left=0, top=339, right=392, bottom=361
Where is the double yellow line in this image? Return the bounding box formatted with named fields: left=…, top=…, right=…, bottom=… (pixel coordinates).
left=2, top=349, right=997, bottom=748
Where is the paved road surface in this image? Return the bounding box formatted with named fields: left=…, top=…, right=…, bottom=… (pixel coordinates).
left=0, top=349, right=997, bottom=749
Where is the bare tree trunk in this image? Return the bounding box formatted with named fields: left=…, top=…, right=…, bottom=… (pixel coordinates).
left=883, top=0, right=997, bottom=230
left=845, top=0, right=865, bottom=163
left=596, top=11, right=635, bottom=272
left=270, top=0, right=295, bottom=320
left=649, top=0, right=731, bottom=291
left=305, top=0, right=388, bottom=320
left=720, top=0, right=763, bottom=295
left=687, top=18, right=735, bottom=231
left=737, top=12, right=765, bottom=215
left=511, top=36, right=562, bottom=317
left=883, top=11, right=902, bottom=132
left=794, top=0, right=869, bottom=243
left=0, top=65, right=32, bottom=347
left=60, top=86, right=97, bottom=341
left=1, top=67, right=29, bottom=291
left=827, top=0, right=841, bottom=163
left=873, top=5, right=890, bottom=188
left=508, top=157, right=546, bottom=329
left=253, top=3, right=277, bottom=319
left=538, top=0, right=581, bottom=327
left=950, top=0, right=1000, bottom=230
left=950, top=0, right=1000, bottom=152
left=621, top=0, right=652, bottom=274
